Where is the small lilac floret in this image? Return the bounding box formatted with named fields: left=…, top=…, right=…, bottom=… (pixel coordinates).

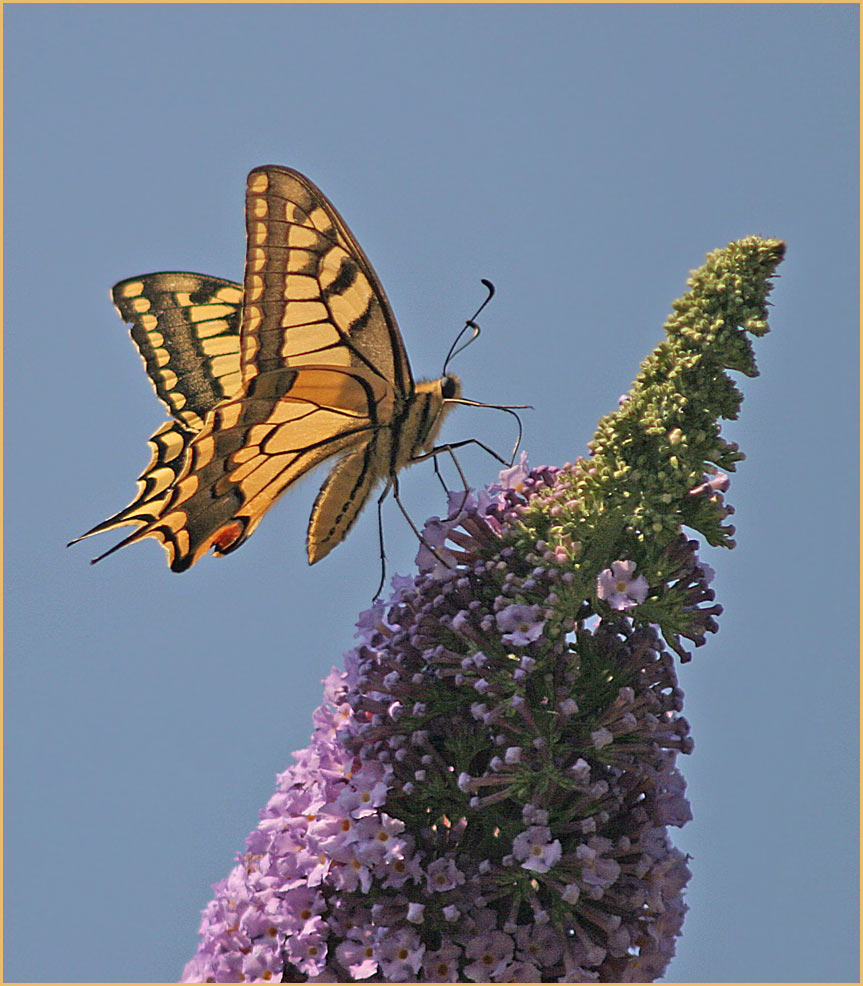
left=559, top=697, right=579, bottom=716
left=498, top=451, right=529, bottom=491
left=690, top=470, right=730, bottom=495
left=562, top=883, right=580, bottom=904
left=422, top=943, right=462, bottom=981
left=698, top=561, right=716, bottom=584
left=464, top=930, right=515, bottom=981
left=596, top=559, right=649, bottom=610
left=407, top=901, right=426, bottom=924
left=416, top=517, right=458, bottom=577
left=495, top=603, right=546, bottom=646
left=426, top=857, right=466, bottom=893
left=522, top=804, right=549, bottom=825
left=591, top=727, right=614, bottom=749
left=376, top=926, right=424, bottom=979
left=512, top=826, right=563, bottom=873
left=336, top=936, right=378, bottom=979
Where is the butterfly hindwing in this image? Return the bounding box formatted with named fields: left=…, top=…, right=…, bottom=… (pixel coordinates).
left=69, top=420, right=190, bottom=544
left=103, top=365, right=394, bottom=570
left=308, top=436, right=385, bottom=564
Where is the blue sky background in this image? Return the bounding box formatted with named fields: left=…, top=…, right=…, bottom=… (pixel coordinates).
left=4, top=4, right=858, bottom=982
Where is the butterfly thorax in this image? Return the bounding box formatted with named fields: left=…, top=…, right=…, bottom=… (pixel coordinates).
left=397, top=373, right=461, bottom=467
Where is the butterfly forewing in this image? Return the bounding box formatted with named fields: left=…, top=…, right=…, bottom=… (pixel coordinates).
left=113, top=272, right=244, bottom=430
left=241, top=167, right=412, bottom=394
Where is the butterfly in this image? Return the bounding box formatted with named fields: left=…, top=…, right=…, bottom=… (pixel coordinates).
left=71, top=166, right=490, bottom=572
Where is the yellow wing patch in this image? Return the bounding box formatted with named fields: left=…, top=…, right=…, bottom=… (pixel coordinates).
left=308, top=440, right=382, bottom=564
left=68, top=421, right=189, bottom=544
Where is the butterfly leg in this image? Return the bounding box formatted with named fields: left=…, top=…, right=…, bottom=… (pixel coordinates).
left=415, top=436, right=514, bottom=520
left=430, top=444, right=472, bottom=521
left=373, top=482, right=393, bottom=600
left=390, top=473, right=458, bottom=573
left=417, top=437, right=512, bottom=469
left=432, top=455, right=450, bottom=496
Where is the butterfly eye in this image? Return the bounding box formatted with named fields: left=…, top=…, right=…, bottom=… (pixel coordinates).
left=441, top=375, right=460, bottom=400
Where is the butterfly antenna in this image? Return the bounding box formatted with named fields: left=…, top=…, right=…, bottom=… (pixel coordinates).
left=442, top=279, right=496, bottom=375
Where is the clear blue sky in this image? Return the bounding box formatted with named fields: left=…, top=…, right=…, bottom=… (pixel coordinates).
left=5, top=4, right=858, bottom=982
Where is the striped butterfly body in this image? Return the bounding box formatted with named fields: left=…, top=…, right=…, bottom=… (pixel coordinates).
left=72, top=166, right=462, bottom=571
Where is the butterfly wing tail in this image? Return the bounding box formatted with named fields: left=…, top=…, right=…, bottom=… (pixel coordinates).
left=68, top=421, right=191, bottom=548
left=81, top=403, right=274, bottom=571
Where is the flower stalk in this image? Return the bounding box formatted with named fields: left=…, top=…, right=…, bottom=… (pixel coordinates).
left=183, top=236, right=784, bottom=982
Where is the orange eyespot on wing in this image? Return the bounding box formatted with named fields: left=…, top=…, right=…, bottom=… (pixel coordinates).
left=211, top=520, right=248, bottom=555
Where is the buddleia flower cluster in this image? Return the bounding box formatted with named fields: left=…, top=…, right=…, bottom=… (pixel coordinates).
left=182, top=236, right=784, bottom=982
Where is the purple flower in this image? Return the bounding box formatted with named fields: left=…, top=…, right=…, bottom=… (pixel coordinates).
left=512, top=826, right=563, bottom=873
left=495, top=603, right=546, bottom=646
left=406, top=901, right=426, bottom=924
left=285, top=916, right=329, bottom=977
left=336, top=773, right=390, bottom=818
left=336, top=932, right=378, bottom=980
left=421, top=942, right=462, bottom=981
left=376, top=926, right=424, bottom=979
left=240, top=939, right=284, bottom=982
left=690, top=470, right=730, bottom=496
left=596, top=559, right=649, bottom=610
left=497, top=959, right=543, bottom=981
left=181, top=235, right=781, bottom=979
left=425, top=857, right=466, bottom=893
left=497, top=451, right=529, bottom=491
left=698, top=560, right=716, bottom=584
left=463, top=930, right=515, bottom=981
left=415, top=517, right=458, bottom=577
left=516, top=923, right=563, bottom=967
